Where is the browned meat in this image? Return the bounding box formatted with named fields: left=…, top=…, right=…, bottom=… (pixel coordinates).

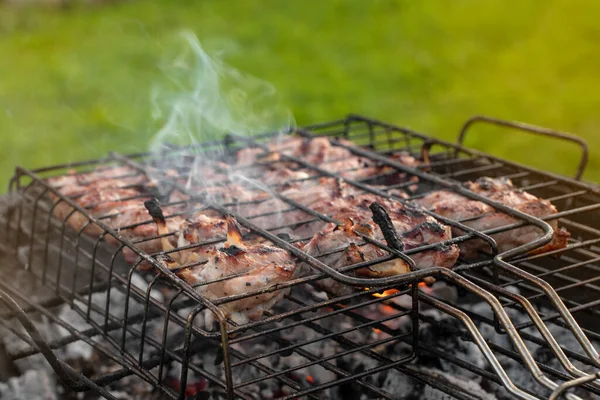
left=113, top=201, right=188, bottom=264
left=330, top=151, right=420, bottom=184
left=141, top=200, right=264, bottom=269
left=177, top=211, right=229, bottom=247
left=260, top=166, right=312, bottom=187
left=237, top=175, right=412, bottom=243
left=169, top=179, right=268, bottom=205
left=236, top=135, right=420, bottom=187
left=236, top=147, right=265, bottom=166
left=119, top=180, right=270, bottom=265
left=50, top=186, right=146, bottom=238
left=47, top=166, right=189, bottom=265
left=302, top=200, right=459, bottom=297
left=45, top=136, right=422, bottom=300
left=236, top=136, right=348, bottom=167
left=416, top=177, right=570, bottom=258
left=143, top=203, right=297, bottom=325
left=176, top=216, right=297, bottom=326
left=240, top=177, right=401, bottom=239
left=47, top=166, right=147, bottom=198
left=48, top=166, right=160, bottom=228
left=239, top=177, right=356, bottom=232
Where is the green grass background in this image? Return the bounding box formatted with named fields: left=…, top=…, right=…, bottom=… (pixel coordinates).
left=1, top=0, right=599, bottom=191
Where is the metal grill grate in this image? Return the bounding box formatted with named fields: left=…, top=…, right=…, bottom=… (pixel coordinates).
left=2, top=115, right=600, bottom=400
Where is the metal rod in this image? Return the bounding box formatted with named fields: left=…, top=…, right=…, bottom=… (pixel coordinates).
left=457, top=115, right=589, bottom=180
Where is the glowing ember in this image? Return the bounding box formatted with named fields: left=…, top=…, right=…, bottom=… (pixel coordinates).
left=381, top=305, right=396, bottom=315
left=306, top=375, right=315, bottom=385
left=373, top=328, right=382, bottom=334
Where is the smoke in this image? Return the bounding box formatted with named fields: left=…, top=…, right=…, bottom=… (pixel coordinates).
left=150, top=31, right=294, bottom=151
left=147, top=32, right=295, bottom=199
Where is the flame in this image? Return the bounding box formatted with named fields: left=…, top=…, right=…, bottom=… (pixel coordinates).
left=306, top=375, right=315, bottom=384
left=369, top=282, right=428, bottom=299
left=372, top=289, right=400, bottom=298
left=373, top=328, right=382, bottom=334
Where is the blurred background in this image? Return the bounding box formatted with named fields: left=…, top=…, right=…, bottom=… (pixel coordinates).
left=1, top=0, right=599, bottom=192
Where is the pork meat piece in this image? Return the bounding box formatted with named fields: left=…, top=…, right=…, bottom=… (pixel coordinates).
left=416, top=177, right=570, bottom=258
left=302, top=199, right=459, bottom=297
left=236, top=135, right=420, bottom=187
left=112, top=200, right=189, bottom=264
left=239, top=176, right=410, bottom=240
left=240, top=177, right=367, bottom=238
left=47, top=166, right=146, bottom=198
left=176, top=215, right=297, bottom=327
left=51, top=186, right=146, bottom=237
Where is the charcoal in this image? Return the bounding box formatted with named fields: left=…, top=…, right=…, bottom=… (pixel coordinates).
left=418, top=367, right=497, bottom=400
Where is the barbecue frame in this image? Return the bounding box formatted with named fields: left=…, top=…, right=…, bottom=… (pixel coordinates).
left=2, top=114, right=600, bottom=400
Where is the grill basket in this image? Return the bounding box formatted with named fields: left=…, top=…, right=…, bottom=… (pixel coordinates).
left=2, top=115, right=600, bottom=400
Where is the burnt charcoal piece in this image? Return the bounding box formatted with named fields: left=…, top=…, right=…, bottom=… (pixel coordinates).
left=278, top=339, right=294, bottom=357
left=335, top=358, right=366, bottom=400
left=144, top=198, right=166, bottom=222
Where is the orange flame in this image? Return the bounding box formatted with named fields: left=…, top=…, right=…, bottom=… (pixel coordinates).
left=372, top=289, right=400, bottom=298
left=306, top=375, right=315, bottom=384
left=373, top=328, right=382, bottom=334
left=369, top=282, right=428, bottom=298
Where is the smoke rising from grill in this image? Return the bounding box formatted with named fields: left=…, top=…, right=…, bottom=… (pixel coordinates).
left=148, top=31, right=295, bottom=194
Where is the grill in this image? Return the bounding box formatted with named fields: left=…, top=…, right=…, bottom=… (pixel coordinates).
left=2, top=114, right=600, bottom=400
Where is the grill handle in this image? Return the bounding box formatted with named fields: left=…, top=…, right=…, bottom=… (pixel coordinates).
left=457, top=115, right=589, bottom=180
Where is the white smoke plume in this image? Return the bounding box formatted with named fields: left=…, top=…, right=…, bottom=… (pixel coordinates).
left=148, top=31, right=295, bottom=194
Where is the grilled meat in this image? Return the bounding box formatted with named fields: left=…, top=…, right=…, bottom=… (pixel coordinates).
left=260, top=166, right=312, bottom=187
left=51, top=186, right=147, bottom=237
left=142, top=200, right=267, bottom=271
left=48, top=165, right=192, bottom=262
left=236, top=136, right=351, bottom=165
left=330, top=151, right=420, bottom=184
left=47, top=162, right=269, bottom=255
left=416, top=177, right=570, bottom=258
left=241, top=177, right=408, bottom=239
left=47, top=166, right=147, bottom=198
left=177, top=215, right=297, bottom=326
left=239, top=177, right=360, bottom=236
left=236, top=135, right=420, bottom=187
left=302, top=200, right=459, bottom=297
left=114, top=200, right=188, bottom=264
left=177, top=211, right=230, bottom=247
left=48, top=166, right=166, bottom=234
